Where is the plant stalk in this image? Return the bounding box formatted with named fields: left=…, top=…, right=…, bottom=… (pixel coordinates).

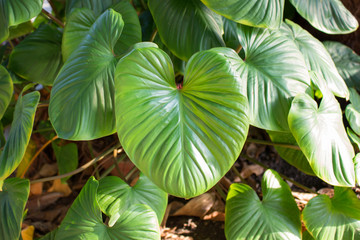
left=41, top=9, right=65, bottom=28
left=21, top=135, right=59, bottom=178
left=150, top=29, right=158, bottom=42
left=246, top=138, right=301, bottom=150
left=241, top=154, right=317, bottom=194
left=30, top=143, right=121, bottom=184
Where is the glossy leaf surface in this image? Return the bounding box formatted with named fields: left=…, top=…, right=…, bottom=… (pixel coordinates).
left=201, top=0, right=284, bottom=29
left=324, top=41, right=360, bottom=91
left=148, top=0, right=225, bottom=61
left=354, top=154, right=360, bottom=184
left=267, top=131, right=314, bottom=175
left=288, top=77, right=355, bottom=187
left=346, top=105, right=360, bottom=136
left=0, top=0, right=43, bottom=42
left=65, top=0, right=119, bottom=16
left=225, top=169, right=301, bottom=240
left=52, top=142, right=78, bottom=183
left=49, top=9, right=123, bottom=140
left=348, top=127, right=360, bottom=150
left=115, top=45, right=249, bottom=198
left=0, top=65, right=13, bottom=120
left=288, top=0, right=358, bottom=34
left=303, top=187, right=360, bottom=239
left=280, top=20, right=349, bottom=99
left=98, top=174, right=168, bottom=224
left=62, top=1, right=141, bottom=61
left=0, top=178, right=30, bottom=240
left=56, top=177, right=160, bottom=240
left=8, top=24, right=63, bottom=86
left=0, top=91, right=40, bottom=182
left=236, top=24, right=311, bottom=131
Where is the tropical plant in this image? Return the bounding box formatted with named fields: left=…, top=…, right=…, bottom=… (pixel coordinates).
left=0, top=0, right=360, bottom=239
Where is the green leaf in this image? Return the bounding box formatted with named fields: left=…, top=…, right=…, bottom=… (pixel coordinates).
left=236, top=24, right=311, bottom=131
left=56, top=177, right=160, bottom=240
left=115, top=44, right=249, bottom=198
left=8, top=24, right=63, bottom=86
left=0, top=65, right=13, bottom=120
left=267, top=131, right=314, bottom=175
left=354, top=154, right=360, bottom=185
left=348, top=127, right=360, bottom=150
left=225, top=169, right=301, bottom=240
left=324, top=41, right=360, bottom=91
left=65, top=0, right=119, bottom=17
left=302, top=230, right=315, bottom=240
left=303, top=187, right=360, bottom=239
left=0, top=0, right=43, bottom=42
left=8, top=21, right=33, bottom=40
left=0, top=91, right=40, bottom=182
left=0, top=178, right=30, bottom=240
left=288, top=0, right=358, bottom=34
left=280, top=20, right=349, bottom=99
left=346, top=105, right=360, bottom=136
left=200, top=0, right=284, bottom=29
left=111, top=1, right=142, bottom=55
left=0, top=122, right=4, bottom=148
left=288, top=75, right=355, bottom=187
left=49, top=9, right=123, bottom=140
left=148, top=0, right=225, bottom=61
left=52, top=142, right=78, bottom=183
left=16, top=139, right=37, bottom=178
left=39, top=229, right=58, bottom=240
left=62, top=1, right=141, bottom=61
left=97, top=174, right=168, bottom=224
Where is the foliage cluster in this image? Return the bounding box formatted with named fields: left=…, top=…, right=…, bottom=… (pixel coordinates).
left=1, top=0, right=360, bottom=239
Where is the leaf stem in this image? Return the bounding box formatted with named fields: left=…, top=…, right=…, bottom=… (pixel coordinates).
left=241, top=154, right=317, bottom=194
left=215, top=184, right=227, bottom=201
left=150, top=29, right=158, bottom=42
left=231, top=165, right=248, bottom=184
left=20, top=135, right=59, bottom=178
left=30, top=143, right=121, bottom=184
left=246, top=138, right=301, bottom=150
left=41, top=9, right=65, bottom=28
left=235, top=44, right=242, bottom=54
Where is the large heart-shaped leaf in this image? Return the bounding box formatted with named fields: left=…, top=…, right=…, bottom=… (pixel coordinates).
left=148, top=0, right=225, bottom=61
left=225, top=169, right=301, bottom=240
left=288, top=75, right=355, bottom=187
left=97, top=174, right=168, bottom=224
left=303, top=187, right=360, bottom=239
left=236, top=24, right=311, bottom=131
left=324, top=41, right=360, bottom=91
left=56, top=177, right=160, bottom=240
left=0, top=178, right=30, bottom=240
left=115, top=44, right=249, bottom=198
left=65, top=0, right=119, bottom=16
left=280, top=20, right=349, bottom=99
left=8, top=24, right=63, bottom=86
left=200, top=0, right=284, bottom=29
left=0, top=65, right=13, bottom=120
left=49, top=9, right=123, bottom=140
left=62, top=1, right=141, bottom=61
left=288, top=0, right=358, bottom=34
left=0, top=90, right=40, bottom=182
left=267, top=131, right=314, bottom=175
left=0, top=0, right=43, bottom=42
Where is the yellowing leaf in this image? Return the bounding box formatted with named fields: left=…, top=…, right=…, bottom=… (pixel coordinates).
left=16, top=139, right=36, bottom=178
left=21, top=225, right=34, bottom=240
